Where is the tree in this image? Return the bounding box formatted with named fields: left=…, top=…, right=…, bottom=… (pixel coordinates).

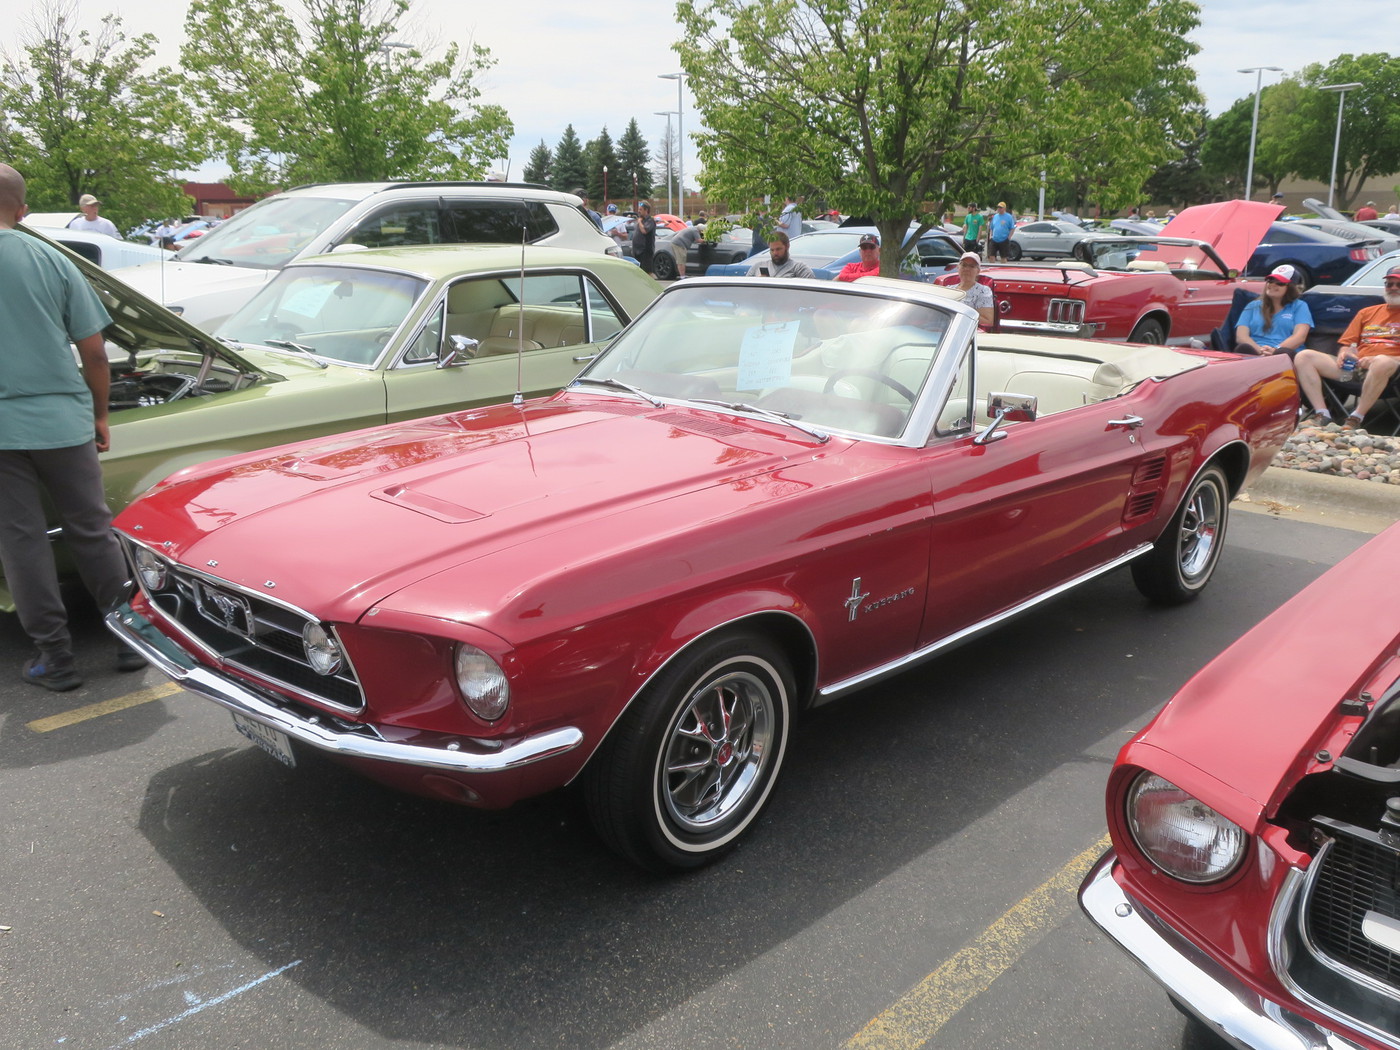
left=182, top=0, right=513, bottom=194
left=585, top=127, right=621, bottom=206
left=1288, top=54, right=1400, bottom=210
left=551, top=125, right=589, bottom=193
left=676, top=0, right=1203, bottom=273
left=616, top=118, right=653, bottom=203
left=0, top=3, right=200, bottom=232
left=654, top=122, right=680, bottom=210
left=1143, top=108, right=1214, bottom=208
left=522, top=140, right=553, bottom=185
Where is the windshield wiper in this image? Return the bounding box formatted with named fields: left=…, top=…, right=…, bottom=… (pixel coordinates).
left=570, top=376, right=664, bottom=408
left=263, top=339, right=329, bottom=369
left=192, top=256, right=235, bottom=265
left=687, top=398, right=830, bottom=443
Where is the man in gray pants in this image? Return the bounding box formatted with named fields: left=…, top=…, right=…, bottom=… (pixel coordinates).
left=0, top=163, right=144, bottom=691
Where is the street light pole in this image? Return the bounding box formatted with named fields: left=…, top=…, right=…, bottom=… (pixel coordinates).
left=1321, top=82, right=1363, bottom=209
left=1238, top=66, right=1281, bottom=200
left=659, top=72, right=685, bottom=218
left=654, top=110, right=676, bottom=213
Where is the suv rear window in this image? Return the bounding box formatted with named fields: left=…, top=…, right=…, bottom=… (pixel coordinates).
left=444, top=201, right=559, bottom=244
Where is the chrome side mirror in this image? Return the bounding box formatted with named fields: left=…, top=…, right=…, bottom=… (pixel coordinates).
left=974, top=391, right=1038, bottom=445
left=439, top=334, right=478, bottom=369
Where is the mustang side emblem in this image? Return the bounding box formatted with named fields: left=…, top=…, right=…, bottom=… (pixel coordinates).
left=846, top=579, right=916, bottom=621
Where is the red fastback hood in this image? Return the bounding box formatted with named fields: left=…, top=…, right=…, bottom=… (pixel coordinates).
left=1159, top=200, right=1284, bottom=273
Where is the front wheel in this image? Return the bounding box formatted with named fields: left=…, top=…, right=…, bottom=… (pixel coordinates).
left=1004, top=241, right=1023, bottom=261
left=652, top=251, right=677, bottom=280
left=583, top=632, right=793, bottom=871
left=1132, top=465, right=1230, bottom=604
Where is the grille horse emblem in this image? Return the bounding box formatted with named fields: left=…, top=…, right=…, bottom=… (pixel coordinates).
left=198, top=583, right=255, bottom=639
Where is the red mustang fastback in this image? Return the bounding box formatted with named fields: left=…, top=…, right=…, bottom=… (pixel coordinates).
left=1081, top=521, right=1400, bottom=1050
left=109, top=276, right=1298, bottom=870
left=982, top=200, right=1283, bottom=345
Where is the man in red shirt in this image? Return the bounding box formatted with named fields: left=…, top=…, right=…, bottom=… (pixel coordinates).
left=1293, top=264, right=1400, bottom=429
left=1355, top=201, right=1379, bottom=221
left=837, top=233, right=881, bottom=282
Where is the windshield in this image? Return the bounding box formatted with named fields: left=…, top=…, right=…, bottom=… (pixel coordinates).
left=215, top=264, right=429, bottom=365
left=1079, top=238, right=1229, bottom=279
left=1345, top=252, right=1400, bottom=287
left=579, top=282, right=953, bottom=439
left=176, top=195, right=357, bottom=269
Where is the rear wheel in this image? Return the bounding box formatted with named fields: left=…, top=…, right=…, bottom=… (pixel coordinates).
left=1004, top=241, right=1023, bottom=261
left=1283, top=262, right=1313, bottom=291
left=583, top=632, right=793, bottom=871
left=652, top=251, right=677, bottom=280
left=1129, top=318, right=1167, bottom=344
left=1132, top=464, right=1229, bottom=604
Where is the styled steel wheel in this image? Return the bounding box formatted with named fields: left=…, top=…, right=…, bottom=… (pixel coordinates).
left=584, top=632, right=792, bottom=871
left=1132, top=464, right=1229, bottom=604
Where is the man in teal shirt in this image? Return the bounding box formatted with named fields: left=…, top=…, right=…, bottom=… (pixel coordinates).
left=0, top=163, right=144, bottom=690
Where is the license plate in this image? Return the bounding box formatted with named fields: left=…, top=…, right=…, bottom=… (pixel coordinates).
left=232, top=713, right=296, bottom=767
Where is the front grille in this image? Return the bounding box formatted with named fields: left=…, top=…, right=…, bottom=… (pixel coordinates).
left=122, top=538, right=364, bottom=712
left=1305, top=828, right=1400, bottom=992
left=1047, top=298, right=1085, bottom=325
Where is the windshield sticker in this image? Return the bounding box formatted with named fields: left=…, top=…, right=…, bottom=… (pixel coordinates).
left=281, top=282, right=337, bottom=320
left=737, top=321, right=799, bottom=389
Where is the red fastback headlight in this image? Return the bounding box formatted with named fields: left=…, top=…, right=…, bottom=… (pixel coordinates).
left=1125, top=771, right=1248, bottom=884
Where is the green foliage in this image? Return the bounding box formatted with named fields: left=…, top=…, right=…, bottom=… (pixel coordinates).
left=0, top=5, right=199, bottom=232
left=1290, top=54, right=1400, bottom=210
left=676, top=0, right=1203, bottom=269
left=551, top=125, right=589, bottom=193
left=182, top=0, right=512, bottom=192
left=616, top=119, right=654, bottom=203
left=523, top=140, right=553, bottom=185
left=700, top=216, right=737, bottom=240
left=584, top=128, right=621, bottom=205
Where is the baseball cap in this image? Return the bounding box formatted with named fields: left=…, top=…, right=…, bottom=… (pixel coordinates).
left=78, top=193, right=100, bottom=206
left=1267, top=264, right=1296, bottom=284
left=959, top=252, right=981, bottom=264
left=1271, top=192, right=1284, bottom=200
left=996, top=201, right=1006, bottom=207
left=1385, top=265, right=1400, bottom=281
left=858, top=234, right=879, bottom=248
left=606, top=203, right=618, bottom=213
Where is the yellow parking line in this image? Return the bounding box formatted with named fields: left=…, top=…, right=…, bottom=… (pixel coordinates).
left=26, top=681, right=182, bottom=733
left=845, top=833, right=1111, bottom=1050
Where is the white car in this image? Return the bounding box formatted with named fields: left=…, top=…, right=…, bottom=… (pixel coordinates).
left=1007, top=220, right=1114, bottom=261
left=114, top=182, right=620, bottom=330
left=26, top=225, right=168, bottom=270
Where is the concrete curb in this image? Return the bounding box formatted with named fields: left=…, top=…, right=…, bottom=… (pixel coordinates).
left=1240, top=467, right=1400, bottom=533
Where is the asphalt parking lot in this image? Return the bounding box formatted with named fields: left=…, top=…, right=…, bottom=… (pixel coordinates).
left=0, top=499, right=1388, bottom=1050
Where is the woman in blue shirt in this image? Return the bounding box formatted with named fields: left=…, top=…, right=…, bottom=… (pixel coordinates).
left=1234, top=264, right=1313, bottom=356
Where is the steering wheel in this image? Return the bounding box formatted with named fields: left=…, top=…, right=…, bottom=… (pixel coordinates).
left=823, top=369, right=918, bottom=403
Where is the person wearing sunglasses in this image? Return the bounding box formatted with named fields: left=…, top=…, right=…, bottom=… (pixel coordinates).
left=1292, top=264, right=1400, bottom=430
left=1234, top=264, right=1313, bottom=356
left=836, top=234, right=882, bottom=282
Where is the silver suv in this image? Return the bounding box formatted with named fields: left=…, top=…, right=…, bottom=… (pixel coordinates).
left=115, top=182, right=617, bottom=329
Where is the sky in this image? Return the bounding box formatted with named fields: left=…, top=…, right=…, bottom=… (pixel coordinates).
left=54, top=0, right=1400, bottom=191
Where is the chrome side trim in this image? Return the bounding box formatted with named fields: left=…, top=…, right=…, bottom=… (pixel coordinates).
left=1080, top=853, right=1367, bottom=1050
left=817, top=544, right=1152, bottom=702
left=998, top=318, right=1094, bottom=338
left=106, top=604, right=583, bottom=774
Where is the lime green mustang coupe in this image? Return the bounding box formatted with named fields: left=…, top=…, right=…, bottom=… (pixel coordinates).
left=10, top=228, right=661, bottom=609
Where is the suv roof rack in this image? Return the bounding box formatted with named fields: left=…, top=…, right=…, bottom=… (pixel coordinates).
left=284, top=180, right=554, bottom=193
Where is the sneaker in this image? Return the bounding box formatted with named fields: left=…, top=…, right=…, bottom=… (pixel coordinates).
left=116, top=646, right=147, bottom=673
left=22, top=653, right=82, bottom=692
left=1342, top=414, right=1364, bottom=431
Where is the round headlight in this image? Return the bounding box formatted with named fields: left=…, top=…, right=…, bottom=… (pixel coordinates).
left=132, top=545, right=167, bottom=591
left=301, top=622, right=343, bottom=676
left=1126, top=772, right=1247, bottom=883
left=455, top=644, right=509, bottom=722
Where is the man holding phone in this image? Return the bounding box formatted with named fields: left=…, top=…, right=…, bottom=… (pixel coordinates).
left=746, top=231, right=815, bottom=278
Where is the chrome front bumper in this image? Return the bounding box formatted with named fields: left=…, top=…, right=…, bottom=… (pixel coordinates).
left=1079, top=852, right=1368, bottom=1050
left=106, top=603, right=583, bottom=774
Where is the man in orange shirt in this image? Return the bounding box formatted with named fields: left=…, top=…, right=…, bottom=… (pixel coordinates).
left=1293, top=264, right=1400, bottom=429
left=836, top=233, right=881, bottom=282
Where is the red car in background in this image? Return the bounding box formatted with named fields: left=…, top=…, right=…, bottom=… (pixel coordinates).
left=1081, top=521, right=1400, bottom=1050
left=979, top=200, right=1282, bottom=344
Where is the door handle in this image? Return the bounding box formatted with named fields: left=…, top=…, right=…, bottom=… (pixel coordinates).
left=1106, top=415, right=1145, bottom=430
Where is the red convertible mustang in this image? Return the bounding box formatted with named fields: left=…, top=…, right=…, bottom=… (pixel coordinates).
left=984, top=200, right=1282, bottom=345
left=108, top=276, right=1298, bottom=871
left=1081, top=523, right=1400, bottom=1050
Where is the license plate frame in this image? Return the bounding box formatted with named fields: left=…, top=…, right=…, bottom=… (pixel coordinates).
left=232, top=712, right=296, bottom=767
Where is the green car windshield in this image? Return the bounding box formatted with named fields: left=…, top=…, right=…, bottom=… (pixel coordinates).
left=215, top=264, right=430, bottom=366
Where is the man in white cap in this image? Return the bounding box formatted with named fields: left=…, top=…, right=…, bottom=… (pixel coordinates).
left=1292, top=263, right=1400, bottom=430
left=66, top=194, right=119, bottom=238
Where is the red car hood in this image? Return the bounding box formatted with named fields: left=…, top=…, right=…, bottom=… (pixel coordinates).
left=115, top=396, right=838, bottom=622
left=1159, top=200, right=1283, bottom=272
left=1129, top=522, right=1400, bottom=821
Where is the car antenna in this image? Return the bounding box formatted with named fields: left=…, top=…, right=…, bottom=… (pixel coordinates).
left=514, top=225, right=526, bottom=407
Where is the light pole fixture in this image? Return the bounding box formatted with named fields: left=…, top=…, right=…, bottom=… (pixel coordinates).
left=659, top=72, right=686, bottom=217
left=654, top=110, right=677, bottom=213
left=602, top=164, right=609, bottom=208
left=379, top=40, right=411, bottom=69
left=1321, top=82, right=1363, bottom=209
left=1238, top=66, right=1282, bottom=200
